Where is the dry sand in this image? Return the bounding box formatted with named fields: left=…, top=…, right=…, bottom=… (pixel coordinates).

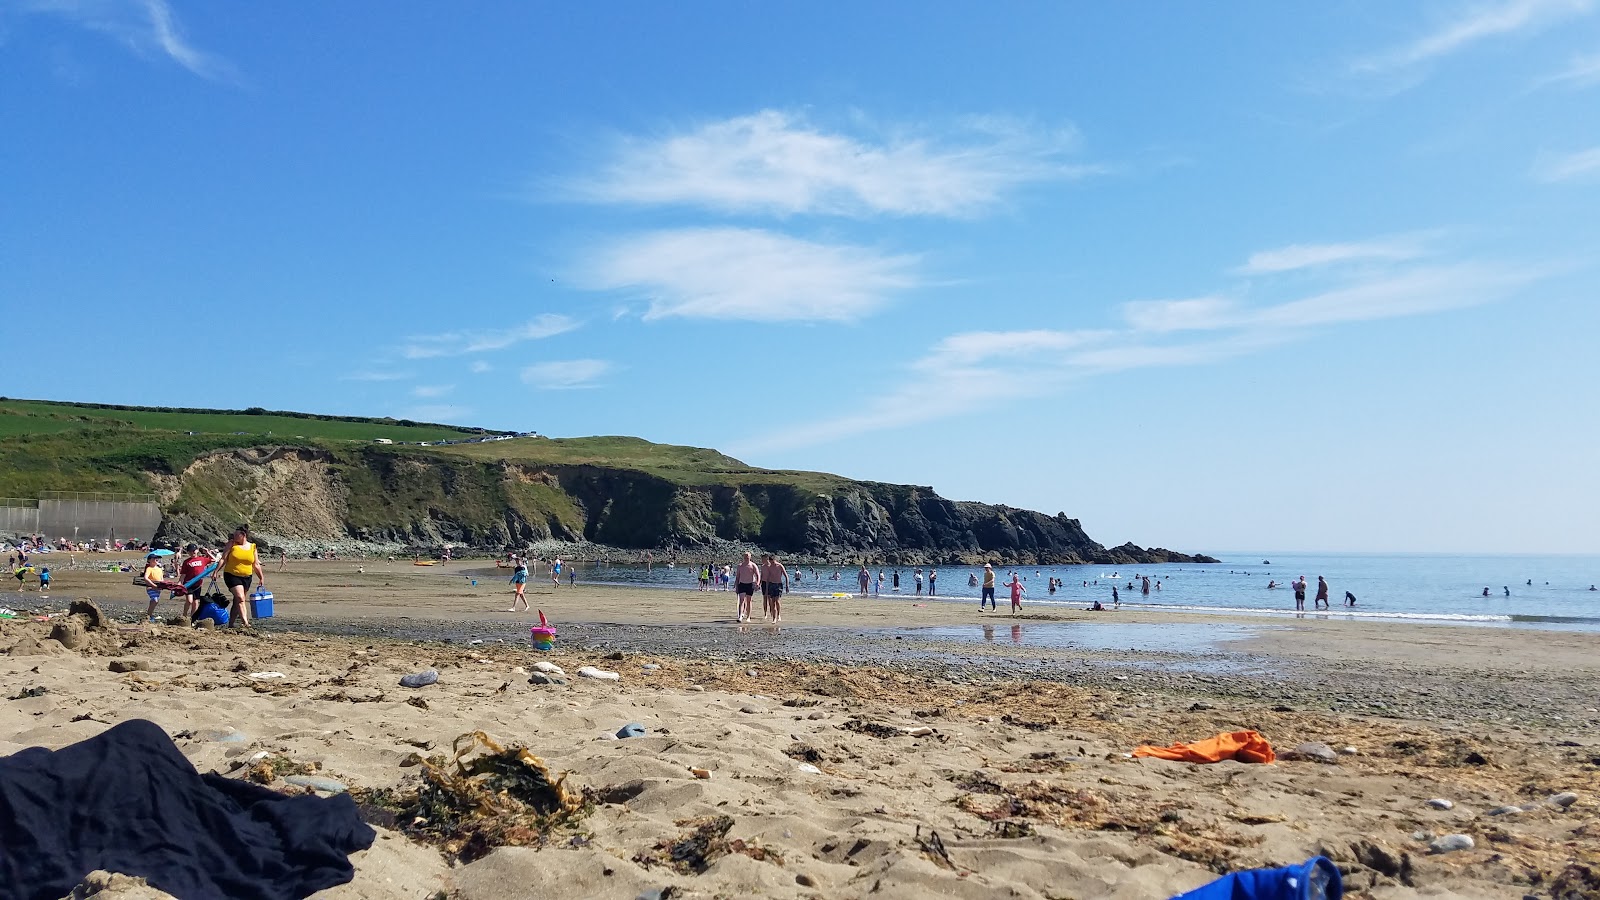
left=3, top=559, right=1598, bottom=899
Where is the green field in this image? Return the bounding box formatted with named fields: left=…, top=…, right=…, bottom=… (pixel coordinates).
left=0, top=399, right=489, bottom=443
left=437, top=435, right=852, bottom=491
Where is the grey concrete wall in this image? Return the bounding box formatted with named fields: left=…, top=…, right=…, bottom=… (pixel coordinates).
left=36, top=500, right=162, bottom=542
left=0, top=504, right=40, bottom=535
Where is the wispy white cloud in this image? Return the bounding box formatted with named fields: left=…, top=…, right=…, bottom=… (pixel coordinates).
left=1121, top=297, right=1239, bottom=333
left=739, top=239, right=1543, bottom=451
left=1531, top=145, right=1600, bottom=181
left=342, top=370, right=410, bottom=382
left=1354, top=0, right=1593, bottom=74
left=411, top=384, right=454, bottom=399
left=582, top=227, right=919, bottom=322
left=400, top=404, right=471, bottom=423
left=469, top=360, right=493, bottom=374
left=1236, top=236, right=1430, bottom=274
left=399, top=314, right=579, bottom=359
left=20, top=0, right=234, bottom=80
left=1538, top=51, right=1600, bottom=87
left=520, top=359, right=613, bottom=390
left=569, top=110, right=1100, bottom=218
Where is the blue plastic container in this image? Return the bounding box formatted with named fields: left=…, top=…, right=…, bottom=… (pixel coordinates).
left=250, top=588, right=274, bottom=619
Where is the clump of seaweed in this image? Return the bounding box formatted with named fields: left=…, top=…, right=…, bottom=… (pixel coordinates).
left=635, top=815, right=783, bottom=874
left=354, top=730, right=586, bottom=861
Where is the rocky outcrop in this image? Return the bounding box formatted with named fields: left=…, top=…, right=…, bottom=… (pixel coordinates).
left=151, top=446, right=1216, bottom=565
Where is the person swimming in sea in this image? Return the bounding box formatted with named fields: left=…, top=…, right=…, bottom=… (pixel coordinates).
left=1482, top=587, right=1490, bottom=597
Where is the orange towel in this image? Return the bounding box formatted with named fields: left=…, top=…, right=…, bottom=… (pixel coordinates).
left=1132, top=730, right=1275, bottom=764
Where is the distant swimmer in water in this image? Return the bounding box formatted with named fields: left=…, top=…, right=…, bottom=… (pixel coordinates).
left=1591, top=585, right=1597, bottom=591
left=1344, top=591, right=1357, bottom=607
left=1503, top=586, right=1510, bottom=596
left=1482, top=587, right=1490, bottom=597
left=1266, top=580, right=1277, bottom=589
left=1527, top=579, right=1533, bottom=586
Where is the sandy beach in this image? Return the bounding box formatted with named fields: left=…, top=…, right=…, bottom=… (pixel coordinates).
left=2, top=558, right=1597, bottom=899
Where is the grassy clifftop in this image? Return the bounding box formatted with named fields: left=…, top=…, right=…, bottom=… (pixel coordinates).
left=0, top=400, right=1213, bottom=564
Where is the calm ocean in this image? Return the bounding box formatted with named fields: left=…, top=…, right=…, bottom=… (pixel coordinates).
left=552, top=552, right=1600, bottom=632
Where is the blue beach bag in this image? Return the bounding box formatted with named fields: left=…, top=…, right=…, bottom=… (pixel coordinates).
left=1172, top=856, right=1342, bottom=900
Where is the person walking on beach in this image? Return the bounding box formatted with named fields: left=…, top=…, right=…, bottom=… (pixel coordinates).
left=508, top=555, right=529, bottom=612
left=735, top=552, right=760, bottom=623
left=761, top=554, right=789, bottom=623
left=551, top=558, right=562, bottom=589
left=928, top=568, right=937, bottom=596
left=858, top=564, right=870, bottom=597
left=1112, top=585, right=1120, bottom=607
left=1315, top=576, right=1330, bottom=610
left=979, top=563, right=997, bottom=610
left=220, top=525, right=265, bottom=628
left=178, top=544, right=213, bottom=619
left=914, top=568, right=923, bottom=595
left=1293, top=576, right=1306, bottom=611
left=1007, top=572, right=1025, bottom=615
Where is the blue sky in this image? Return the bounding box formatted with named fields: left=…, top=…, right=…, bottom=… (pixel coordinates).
left=3, top=1, right=1597, bottom=554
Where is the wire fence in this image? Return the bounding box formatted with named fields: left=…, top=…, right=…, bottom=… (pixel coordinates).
left=38, top=490, right=158, bottom=504
left=0, top=498, right=41, bottom=509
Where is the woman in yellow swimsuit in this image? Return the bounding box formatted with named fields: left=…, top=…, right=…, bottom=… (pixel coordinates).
left=220, top=525, right=265, bottom=627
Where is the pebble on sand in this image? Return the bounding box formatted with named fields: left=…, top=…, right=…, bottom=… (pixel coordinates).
left=1429, top=834, right=1474, bottom=854
left=578, top=666, right=621, bottom=681
left=1548, top=792, right=1579, bottom=808
left=1426, top=798, right=1455, bottom=810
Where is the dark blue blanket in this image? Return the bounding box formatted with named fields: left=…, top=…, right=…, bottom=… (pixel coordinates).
left=0, top=719, right=374, bottom=900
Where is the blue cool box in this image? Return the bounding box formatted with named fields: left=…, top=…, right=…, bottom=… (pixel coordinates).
left=250, top=589, right=274, bottom=619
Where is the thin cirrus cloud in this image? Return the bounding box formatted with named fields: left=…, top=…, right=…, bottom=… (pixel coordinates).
left=398, top=314, right=578, bottom=359
left=410, top=384, right=454, bottom=399
left=520, top=359, right=613, bottom=390
left=582, top=227, right=920, bottom=322
left=737, top=241, right=1540, bottom=452
left=1352, top=0, right=1593, bottom=74
left=1235, top=236, right=1430, bottom=274
left=1538, top=52, right=1600, bottom=87
left=1531, top=145, right=1600, bottom=182
left=568, top=109, right=1099, bottom=218
left=19, top=0, right=235, bottom=80
left=342, top=370, right=410, bottom=382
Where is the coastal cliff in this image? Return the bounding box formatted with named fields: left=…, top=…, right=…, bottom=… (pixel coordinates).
left=0, top=401, right=1216, bottom=564
left=145, top=444, right=1215, bottom=565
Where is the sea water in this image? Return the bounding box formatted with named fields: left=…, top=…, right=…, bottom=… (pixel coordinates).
left=552, top=552, right=1600, bottom=632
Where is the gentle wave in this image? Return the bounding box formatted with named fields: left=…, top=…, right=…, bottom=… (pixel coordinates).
left=1059, top=600, right=1516, bottom=624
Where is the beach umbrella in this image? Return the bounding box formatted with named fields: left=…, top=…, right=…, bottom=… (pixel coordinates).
left=147, top=549, right=175, bottom=557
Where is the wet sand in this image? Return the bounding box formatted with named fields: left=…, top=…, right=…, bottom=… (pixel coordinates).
left=2, top=557, right=1597, bottom=898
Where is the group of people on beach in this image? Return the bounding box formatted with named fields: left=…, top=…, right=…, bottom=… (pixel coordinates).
left=135, top=525, right=266, bottom=628
left=1272, top=575, right=1356, bottom=611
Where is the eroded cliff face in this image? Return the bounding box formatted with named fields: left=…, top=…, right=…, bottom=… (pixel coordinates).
left=151, top=447, right=1215, bottom=564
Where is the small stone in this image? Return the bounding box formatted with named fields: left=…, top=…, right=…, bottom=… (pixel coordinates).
left=1426, top=798, right=1455, bottom=810
left=635, top=889, right=669, bottom=900
left=1548, top=792, right=1579, bottom=808
left=795, top=873, right=817, bottom=887
left=1429, top=834, right=1474, bottom=854
left=284, top=775, right=347, bottom=793
left=533, top=661, right=565, bottom=675
left=807, top=711, right=827, bottom=720
left=686, top=685, right=706, bottom=692
left=399, top=669, right=439, bottom=688
left=1340, top=746, right=1359, bottom=755
left=605, top=650, right=626, bottom=661
left=196, top=728, right=247, bottom=743
left=740, top=705, right=762, bottom=714
left=577, top=666, right=620, bottom=681
left=1188, top=702, right=1213, bottom=712
left=641, top=663, right=660, bottom=671
left=1412, top=830, right=1433, bottom=842
left=1286, top=742, right=1339, bottom=764
left=528, top=672, right=568, bottom=685
left=1487, top=805, right=1523, bottom=816
left=796, top=763, right=822, bottom=774
left=616, top=723, right=647, bottom=739
left=746, top=669, right=759, bottom=677
left=690, top=767, right=711, bottom=779
left=108, top=659, right=151, bottom=673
